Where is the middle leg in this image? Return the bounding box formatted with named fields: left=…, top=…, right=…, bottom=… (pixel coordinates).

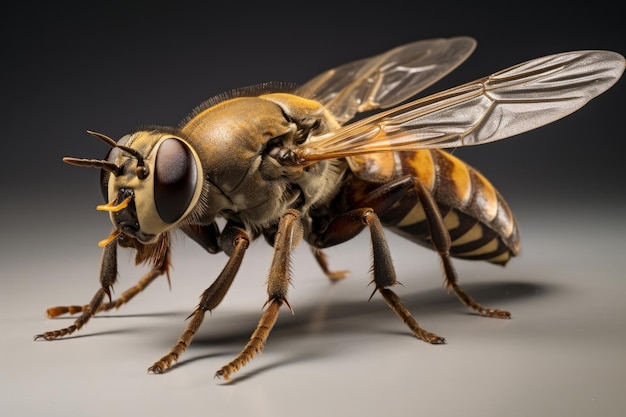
left=215, top=209, right=304, bottom=381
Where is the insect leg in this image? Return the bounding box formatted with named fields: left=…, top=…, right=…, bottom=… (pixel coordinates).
left=410, top=178, right=510, bottom=318
left=45, top=232, right=174, bottom=318
left=46, top=267, right=168, bottom=318
left=315, top=205, right=445, bottom=344
left=148, top=222, right=249, bottom=374
left=310, top=247, right=349, bottom=281
left=35, top=242, right=119, bottom=340
left=215, top=209, right=303, bottom=381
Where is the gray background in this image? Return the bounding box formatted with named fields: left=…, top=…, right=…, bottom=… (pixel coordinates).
left=2, top=2, right=624, bottom=416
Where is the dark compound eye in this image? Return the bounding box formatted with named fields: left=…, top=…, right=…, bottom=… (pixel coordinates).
left=154, top=138, right=198, bottom=223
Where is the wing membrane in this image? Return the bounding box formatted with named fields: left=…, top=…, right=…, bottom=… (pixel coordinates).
left=295, top=37, right=476, bottom=124
left=298, top=50, right=625, bottom=161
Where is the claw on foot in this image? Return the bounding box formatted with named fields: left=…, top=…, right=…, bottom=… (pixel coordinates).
left=147, top=365, right=164, bottom=374
left=214, top=367, right=232, bottom=382
left=34, top=330, right=65, bottom=341
left=425, top=334, right=446, bottom=344
left=482, top=308, right=511, bottom=319
left=147, top=355, right=176, bottom=374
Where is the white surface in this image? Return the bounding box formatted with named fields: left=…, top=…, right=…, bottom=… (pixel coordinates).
left=1, top=206, right=625, bottom=416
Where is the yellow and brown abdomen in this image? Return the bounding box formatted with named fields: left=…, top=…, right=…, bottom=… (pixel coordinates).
left=344, top=150, right=521, bottom=265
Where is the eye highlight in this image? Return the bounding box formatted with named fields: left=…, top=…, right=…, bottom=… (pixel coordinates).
left=154, top=138, right=198, bottom=223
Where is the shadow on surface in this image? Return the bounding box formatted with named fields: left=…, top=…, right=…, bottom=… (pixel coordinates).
left=214, top=349, right=330, bottom=385
left=36, top=279, right=553, bottom=379
left=162, top=279, right=555, bottom=381
left=191, top=279, right=553, bottom=346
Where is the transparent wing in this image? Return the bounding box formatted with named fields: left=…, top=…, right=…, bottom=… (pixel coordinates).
left=295, top=37, right=476, bottom=124
left=298, top=50, right=625, bottom=162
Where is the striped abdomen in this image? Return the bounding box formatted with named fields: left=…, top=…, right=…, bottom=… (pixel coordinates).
left=343, top=150, right=521, bottom=265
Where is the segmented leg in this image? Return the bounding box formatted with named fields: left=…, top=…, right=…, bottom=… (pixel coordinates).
left=378, top=288, right=445, bottom=344
left=148, top=223, right=250, bottom=374
left=410, top=178, right=510, bottom=318
left=364, top=209, right=446, bottom=343
left=215, top=299, right=283, bottom=381
left=45, top=268, right=164, bottom=318
left=311, top=247, right=349, bottom=281
left=317, top=207, right=445, bottom=343
left=310, top=174, right=510, bottom=346
left=35, top=243, right=119, bottom=340
left=36, top=231, right=173, bottom=341
left=215, top=209, right=302, bottom=381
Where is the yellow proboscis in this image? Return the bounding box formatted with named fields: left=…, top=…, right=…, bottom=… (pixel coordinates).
left=98, top=229, right=122, bottom=247
left=95, top=196, right=132, bottom=246
left=96, top=196, right=132, bottom=212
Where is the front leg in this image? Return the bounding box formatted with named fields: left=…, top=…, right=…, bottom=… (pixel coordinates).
left=35, top=240, right=119, bottom=340
left=215, top=209, right=303, bottom=381
left=45, top=268, right=167, bottom=318
left=42, top=232, right=172, bottom=319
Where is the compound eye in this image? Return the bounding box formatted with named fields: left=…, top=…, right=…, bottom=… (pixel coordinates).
left=154, top=138, right=198, bottom=223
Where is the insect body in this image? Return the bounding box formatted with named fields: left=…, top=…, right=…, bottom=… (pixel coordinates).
left=333, top=149, right=519, bottom=265
left=36, top=37, right=625, bottom=381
